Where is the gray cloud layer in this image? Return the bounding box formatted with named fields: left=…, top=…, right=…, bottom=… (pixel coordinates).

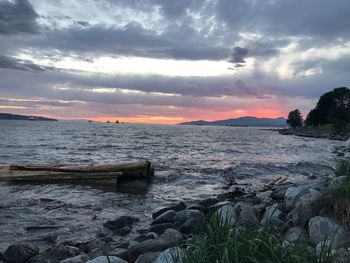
left=0, top=0, right=349, bottom=119
left=0, top=0, right=38, bottom=35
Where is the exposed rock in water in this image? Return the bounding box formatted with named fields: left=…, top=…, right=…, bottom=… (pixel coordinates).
left=152, top=202, right=186, bottom=219
left=103, top=216, right=139, bottom=236
left=4, top=244, right=39, bottom=263
left=151, top=210, right=176, bottom=225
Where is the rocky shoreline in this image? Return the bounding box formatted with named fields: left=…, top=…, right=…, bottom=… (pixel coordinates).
left=277, top=127, right=350, bottom=141
left=2, top=177, right=350, bottom=262
left=1, top=148, right=350, bottom=262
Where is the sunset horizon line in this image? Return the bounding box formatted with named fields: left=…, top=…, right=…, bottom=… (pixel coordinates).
left=0, top=110, right=287, bottom=125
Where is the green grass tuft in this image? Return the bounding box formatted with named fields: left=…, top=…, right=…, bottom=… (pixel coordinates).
left=332, top=159, right=350, bottom=226
left=176, top=214, right=335, bottom=263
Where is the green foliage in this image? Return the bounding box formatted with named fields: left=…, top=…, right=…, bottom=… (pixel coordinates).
left=335, top=159, right=350, bottom=178
left=287, top=109, right=303, bottom=128
left=305, top=87, right=350, bottom=127
left=332, top=159, right=350, bottom=226
left=177, top=214, right=335, bottom=263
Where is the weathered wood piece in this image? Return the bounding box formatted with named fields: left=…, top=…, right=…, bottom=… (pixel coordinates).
left=260, top=176, right=288, bottom=192
left=0, top=160, right=153, bottom=185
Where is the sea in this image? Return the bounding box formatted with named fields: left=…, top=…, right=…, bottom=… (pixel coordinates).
left=0, top=120, right=343, bottom=250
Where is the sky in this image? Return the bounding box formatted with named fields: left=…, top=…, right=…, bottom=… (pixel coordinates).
left=0, top=0, right=349, bottom=124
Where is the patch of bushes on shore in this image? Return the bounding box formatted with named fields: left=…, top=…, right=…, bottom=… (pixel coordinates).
left=175, top=215, right=335, bottom=263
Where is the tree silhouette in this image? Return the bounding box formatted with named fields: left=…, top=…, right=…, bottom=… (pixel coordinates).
left=305, top=87, right=350, bottom=126
left=287, top=109, right=303, bottom=128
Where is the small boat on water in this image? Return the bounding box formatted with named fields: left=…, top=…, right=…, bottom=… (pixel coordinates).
left=88, top=120, right=93, bottom=123
left=28, top=117, right=35, bottom=121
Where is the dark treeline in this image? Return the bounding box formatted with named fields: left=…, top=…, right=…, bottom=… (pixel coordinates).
left=287, top=87, right=350, bottom=130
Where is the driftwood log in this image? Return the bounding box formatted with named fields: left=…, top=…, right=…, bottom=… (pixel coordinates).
left=0, top=160, right=153, bottom=185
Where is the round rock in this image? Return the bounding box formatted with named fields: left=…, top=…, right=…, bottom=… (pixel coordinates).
left=4, top=244, right=39, bottom=263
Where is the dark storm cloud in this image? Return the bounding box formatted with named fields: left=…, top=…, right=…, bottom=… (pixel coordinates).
left=0, top=0, right=39, bottom=35
left=228, top=42, right=283, bottom=68
left=31, top=23, right=229, bottom=60
left=0, top=55, right=47, bottom=72
left=228, top=46, right=249, bottom=67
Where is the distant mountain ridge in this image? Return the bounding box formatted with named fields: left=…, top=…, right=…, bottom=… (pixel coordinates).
left=0, top=113, right=57, bottom=121
left=179, top=116, right=286, bottom=127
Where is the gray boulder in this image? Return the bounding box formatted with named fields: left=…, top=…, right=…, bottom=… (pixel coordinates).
left=86, top=256, right=127, bottom=263
left=60, top=255, right=89, bottom=263
left=178, top=216, right=204, bottom=234
left=284, top=185, right=311, bottom=211
left=4, top=244, right=39, bottom=263
left=109, top=248, right=128, bottom=261
left=216, top=202, right=258, bottom=226
left=103, top=216, right=139, bottom=236
left=155, top=247, right=184, bottom=263
left=270, top=187, right=288, bottom=201
left=135, top=232, right=158, bottom=242
left=287, top=189, right=323, bottom=227
left=47, top=245, right=80, bottom=261
left=128, top=229, right=183, bottom=263
left=152, top=210, right=176, bottom=225
left=198, top=198, right=219, bottom=208
left=284, top=182, right=324, bottom=211
left=284, top=227, right=303, bottom=244
left=216, top=204, right=236, bottom=224
left=152, top=203, right=186, bottom=219
left=148, top=223, right=175, bottom=235
left=186, top=204, right=208, bottom=214
left=233, top=202, right=259, bottom=225
left=207, top=201, right=233, bottom=217
left=135, top=252, right=161, bottom=263
left=308, top=216, right=349, bottom=247
left=158, top=229, right=183, bottom=245
left=174, top=210, right=204, bottom=227
left=260, top=204, right=283, bottom=225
